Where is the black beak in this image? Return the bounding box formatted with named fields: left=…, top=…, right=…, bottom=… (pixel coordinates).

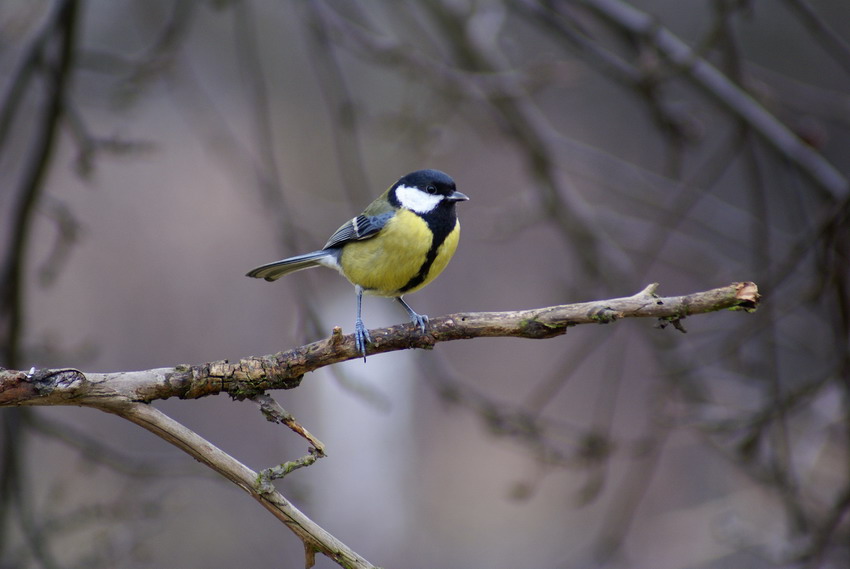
left=447, top=190, right=469, bottom=202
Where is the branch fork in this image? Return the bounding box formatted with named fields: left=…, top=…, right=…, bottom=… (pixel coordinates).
left=0, top=281, right=759, bottom=568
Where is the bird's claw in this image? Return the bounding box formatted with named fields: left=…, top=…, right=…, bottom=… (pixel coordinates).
left=397, top=297, right=429, bottom=335
left=354, top=318, right=372, bottom=360
left=411, top=313, right=429, bottom=334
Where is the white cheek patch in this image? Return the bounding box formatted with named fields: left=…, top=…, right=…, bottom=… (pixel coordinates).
left=395, top=185, right=442, bottom=213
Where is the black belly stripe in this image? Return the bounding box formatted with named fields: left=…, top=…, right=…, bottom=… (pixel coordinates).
left=399, top=209, right=457, bottom=294
left=399, top=236, right=444, bottom=293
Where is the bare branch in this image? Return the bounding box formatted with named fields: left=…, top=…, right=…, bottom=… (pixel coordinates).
left=0, top=281, right=758, bottom=568
left=1, top=282, right=759, bottom=408
left=99, top=401, right=376, bottom=569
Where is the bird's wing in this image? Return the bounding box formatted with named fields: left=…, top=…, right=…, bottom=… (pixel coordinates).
left=322, top=212, right=393, bottom=250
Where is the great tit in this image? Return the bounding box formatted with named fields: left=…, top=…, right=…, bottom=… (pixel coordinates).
left=246, top=169, right=468, bottom=359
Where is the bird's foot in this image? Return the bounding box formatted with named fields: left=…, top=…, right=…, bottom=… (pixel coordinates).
left=410, top=312, right=429, bottom=334
left=354, top=318, right=372, bottom=360
left=396, top=297, right=428, bottom=335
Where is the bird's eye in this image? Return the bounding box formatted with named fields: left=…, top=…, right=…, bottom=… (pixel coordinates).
left=425, top=184, right=437, bottom=194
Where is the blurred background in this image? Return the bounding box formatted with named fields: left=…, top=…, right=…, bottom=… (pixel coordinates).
left=2, top=1, right=849, bottom=568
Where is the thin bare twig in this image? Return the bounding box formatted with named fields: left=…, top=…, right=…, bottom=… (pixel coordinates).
left=251, top=393, right=326, bottom=454
left=100, top=401, right=376, bottom=569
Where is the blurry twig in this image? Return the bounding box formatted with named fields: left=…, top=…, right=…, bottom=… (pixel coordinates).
left=799, top=484, right=850, bottom=568
left=0, top=2, right=66, bottom=150
left=592, top=427, right=670, bottom=562
left=25, top=412, right=194, bottom=478
left=569, top=0, right=847, bottom=198
left=1, top=0, right=78, bottom=368
left=114, top=0, right=195, bottom=104
left=303, top=2, right=372, bottom=205
left=63, top=101, right=155, bottom=178
left=783, top=0, right=850, bottom=77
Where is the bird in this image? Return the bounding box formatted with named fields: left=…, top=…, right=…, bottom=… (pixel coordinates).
left=246, top=169, right=468, bottom=359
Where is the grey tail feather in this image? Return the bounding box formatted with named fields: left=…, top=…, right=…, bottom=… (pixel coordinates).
left=246, top=250, right=335, bottom=281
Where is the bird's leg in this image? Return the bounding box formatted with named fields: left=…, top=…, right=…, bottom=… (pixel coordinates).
left=354, top=286, right=371, bottom=360
left=396, top=296, right=428, bottom=333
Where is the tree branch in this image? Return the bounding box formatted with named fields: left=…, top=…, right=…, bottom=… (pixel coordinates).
left=1, top=282, right=758, bottom=408
left=98, top=401, right=375, bottom=569
left=0, top=281, right=758, bottom=567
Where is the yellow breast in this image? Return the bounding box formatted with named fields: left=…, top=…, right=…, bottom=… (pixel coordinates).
left=338, top=209, right=460, bottom=297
